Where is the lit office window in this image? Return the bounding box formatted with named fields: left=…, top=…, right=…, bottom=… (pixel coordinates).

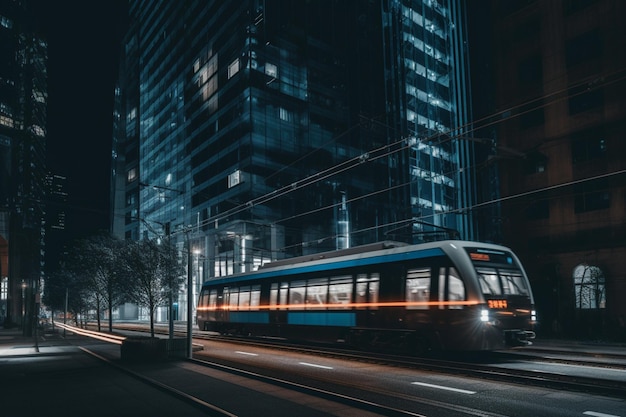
left=265, top=62, right=277, bottom=78
left=279, top=107, right=291, bottom=121
left=31, top=125, right=45, bottom=137
left=127, top=167, right=137, bottom=183
left=228, top=58, right=240, bottom=79
left=0, top=115, right=13, bottom=128
left=0, top=15, right=13, bottom=29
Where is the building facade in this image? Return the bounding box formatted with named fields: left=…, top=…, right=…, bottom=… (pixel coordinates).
left=484, top=0, right=626, bottom=340
left=0, top=1, right=47, bottom=330
left=111, top=0, right=474, bottom=321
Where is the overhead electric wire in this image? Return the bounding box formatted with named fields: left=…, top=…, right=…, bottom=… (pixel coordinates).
left=145, top=65, right=626, bottom=247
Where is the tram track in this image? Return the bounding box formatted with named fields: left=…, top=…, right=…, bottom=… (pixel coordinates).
left=92, top=322, right=626, bottom=398
left=202, top=333, right=626, bottom=398
left=66, top=323, right=429, bottom=417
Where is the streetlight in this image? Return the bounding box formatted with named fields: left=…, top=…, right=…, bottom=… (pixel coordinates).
left=193, top=248, right=200, bottom=324
left=185, top=229, right=193, bottom=359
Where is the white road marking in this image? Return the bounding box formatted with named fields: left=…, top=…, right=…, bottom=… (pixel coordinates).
left=235, top=351, right=258, bottom=356
left=412, top=381, right=476, bottom=394
left=583, top=412, right=622, bottom=417
left=299, top=362, right=333, bottom=370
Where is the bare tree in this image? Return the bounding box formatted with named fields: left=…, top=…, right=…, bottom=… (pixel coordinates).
left=64, top=233, right=129, bottom=331
left=121, top=238, right=184, bottom=337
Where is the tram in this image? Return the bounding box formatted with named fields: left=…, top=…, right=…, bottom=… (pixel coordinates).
left=197, top=240, right=536, bottom=353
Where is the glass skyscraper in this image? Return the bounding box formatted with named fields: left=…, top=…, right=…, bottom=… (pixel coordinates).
left=111, top=0, right=473, bottom=319
left=0, top=1, right=47, bottom=330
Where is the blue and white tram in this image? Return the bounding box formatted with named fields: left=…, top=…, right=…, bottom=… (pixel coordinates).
left=197, top=240, right=536, bottom=353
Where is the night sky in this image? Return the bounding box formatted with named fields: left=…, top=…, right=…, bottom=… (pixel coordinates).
left=32, top=1, right=127, bottom=244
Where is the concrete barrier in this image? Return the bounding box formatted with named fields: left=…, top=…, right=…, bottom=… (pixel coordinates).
left=120, top=336, right=188, bottom=361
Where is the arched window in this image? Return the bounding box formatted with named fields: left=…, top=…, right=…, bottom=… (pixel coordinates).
left=573, top=264, right=606, bottom=309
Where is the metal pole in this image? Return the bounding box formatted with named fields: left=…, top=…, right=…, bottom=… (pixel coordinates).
left=167, top=227, right=174, bottom=340
left=64, top=287, right=68, bottom=338
left=34, top=291, right=39, bottom=352
left=186, top=230, right=193, bottom=358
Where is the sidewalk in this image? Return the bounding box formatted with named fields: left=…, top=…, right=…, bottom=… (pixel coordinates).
left=0, top=326, right=384, bottom=417
left=0, top=326, right=213, bottom=417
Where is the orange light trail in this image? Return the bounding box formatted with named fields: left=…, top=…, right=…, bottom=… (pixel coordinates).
left=197, top=300, right=481, bottom=312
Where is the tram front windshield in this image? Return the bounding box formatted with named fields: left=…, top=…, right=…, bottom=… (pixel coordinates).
left=465, top=248, right=531, bottom=297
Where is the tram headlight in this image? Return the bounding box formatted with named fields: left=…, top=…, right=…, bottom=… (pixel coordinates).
left=531, top=310, right=537, bottom=323
left=480, top=309, right=490, bottom=322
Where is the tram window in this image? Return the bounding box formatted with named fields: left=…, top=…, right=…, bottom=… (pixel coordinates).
left=250, top=285, right=261, bottom=308
left=370, top=273, right=379, bottom=305
left=306, top=278, right=328, bottom=309
left=499, top=270, right=529, bottom=296
left=369, top=277, right=379, bottom=306
left=477, top=268, right=502, bottom=295
left=270, top=283, right=278, bottom=308
left=209, top=289, right=217, bottom=309
left=228, top=287, right=240, bottom=310
left=356, top=273, right=379, bottom=309
left=448, top=268, right=465, bottom=309
left=279, top=282, right=288, bottom=308
left=406, top=268, right=430, bottom=310
left=329, top=276, right=352, bottom=308
left=239, top=286, right=251, bottom=308
left=289, top=280, right=306, bottom=308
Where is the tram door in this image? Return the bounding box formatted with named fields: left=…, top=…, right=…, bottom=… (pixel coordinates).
left=434, top=266, right=467, bottom=349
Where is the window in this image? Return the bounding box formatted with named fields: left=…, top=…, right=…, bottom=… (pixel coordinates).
left=574, top=180, right=610, bottom=213
left=0, top=15, right=13, bottom=29
left=305, top=278, right=328, bottom=309
left=289, top=280, right=306, bottom=307
left=270, top=282, right=289, bottom=309
left=406, top=268, right=430, bottom=310
left=569, top=89, right=603, bottom=115
left=447, top=268, right=465, bottom=307
left=329, top=276, right=352, bottom=308
left=356, top=273, right=379, bottom=308
left=573, top=264, right=605, bottom=309
left=127, top=167, right=137, bottom=183
left=265, top=62, right=278, bottom=78
left=279, top=107, right=291, bottom=122
left=228, top=58, right=240, bottom=79
left=499, top=270, right=528, bottom=295
left=238, top=286, right=251, bottom=308
left=518, top=55, right=542, bottom=89
left=1, top=277, right=7, bottom=301
left=571, top=129, right=606, bottom=164
left=438, top=267, right=465, bottom=309
left=477, top=268, right=502, bottom=295
left=208, top=289, right=217, bottom=310
left=270, top=283, right=278, bottom=308
left=565, top=30, right=601, bottom=67
left=526, top=199, right=549, bottom=220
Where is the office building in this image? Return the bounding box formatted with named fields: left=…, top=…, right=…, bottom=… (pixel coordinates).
left=0, top=0, right=47, bottom=330
left=111, top=0, right=474, bottom=320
